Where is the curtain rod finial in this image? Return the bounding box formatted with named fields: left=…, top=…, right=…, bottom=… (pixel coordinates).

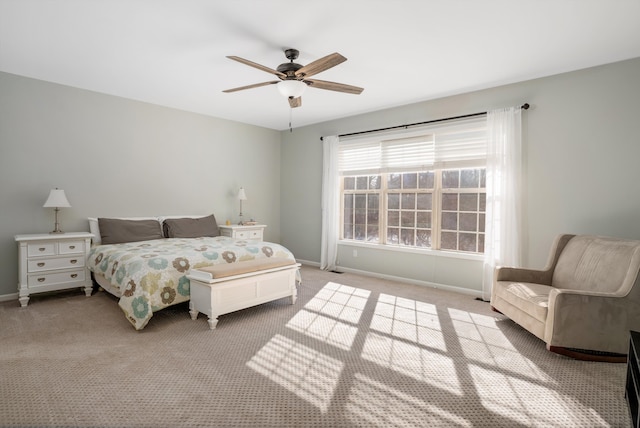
left=522, top=103, right=530, bottom=110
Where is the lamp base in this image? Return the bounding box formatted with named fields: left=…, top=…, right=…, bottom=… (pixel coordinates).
left=49, top=209, right=64, bottom=234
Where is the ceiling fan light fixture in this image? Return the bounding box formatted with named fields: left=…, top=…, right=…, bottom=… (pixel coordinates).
left=277, top=80, right=307, bottom=98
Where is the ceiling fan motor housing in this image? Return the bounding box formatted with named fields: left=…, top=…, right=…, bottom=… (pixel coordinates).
left=277, top=62, right=303, bottom=76
left=277, top=50, right=303, bottom=79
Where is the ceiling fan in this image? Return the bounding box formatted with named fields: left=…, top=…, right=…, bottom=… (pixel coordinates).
left=222, top=48, right=364, bottom=108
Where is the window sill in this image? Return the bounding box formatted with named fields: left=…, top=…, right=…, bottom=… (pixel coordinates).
left=338, top=240, right=484, bottom=261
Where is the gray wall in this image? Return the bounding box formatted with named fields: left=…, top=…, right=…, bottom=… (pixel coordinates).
left=280, top=57, right=640, bottom=294
left=0, top=72, right=281, bottom=298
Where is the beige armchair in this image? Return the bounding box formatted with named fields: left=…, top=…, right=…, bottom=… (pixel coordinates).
left=491, top=234, right=640, bottom=362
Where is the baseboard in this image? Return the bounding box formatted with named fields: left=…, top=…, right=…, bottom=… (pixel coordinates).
left=334, top=266, right=483, bottom=298
left=295, top=261, right=482, bottom=298
left=0, top=292, right=18, bottom=303
left=296, top=259, right=320, bottom=268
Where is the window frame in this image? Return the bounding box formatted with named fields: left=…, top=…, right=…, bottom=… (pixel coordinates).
left=340, top=165, right=486, bottom=255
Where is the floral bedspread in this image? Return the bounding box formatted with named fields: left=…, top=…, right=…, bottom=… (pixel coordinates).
left=87, top=237, right=297, bottom=330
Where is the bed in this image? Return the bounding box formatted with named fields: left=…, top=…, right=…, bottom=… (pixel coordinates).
left=87, top=215, right=298, bottom=330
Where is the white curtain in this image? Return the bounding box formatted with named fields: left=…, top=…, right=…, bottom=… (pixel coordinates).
left=320, top=135, right=340, bottom=271
left=482, top=107, right=522, bottom=301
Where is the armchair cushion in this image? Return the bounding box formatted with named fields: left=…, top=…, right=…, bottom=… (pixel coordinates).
left=498, top=282, right=551, bottom=323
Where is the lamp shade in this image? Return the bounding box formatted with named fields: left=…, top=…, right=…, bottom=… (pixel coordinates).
left=43, top=189, right=71, bottom=208
left=277, top=80, right=307, bottom=98
left=238, top=187, right=247, bottom=201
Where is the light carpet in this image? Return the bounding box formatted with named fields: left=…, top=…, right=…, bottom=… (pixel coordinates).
left=0, top=266, right=630, bottom=427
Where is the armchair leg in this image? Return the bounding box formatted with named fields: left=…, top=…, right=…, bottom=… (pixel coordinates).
left=548, top=345, right=626, bottom=363
left=491, top=306, right=503, bottom=314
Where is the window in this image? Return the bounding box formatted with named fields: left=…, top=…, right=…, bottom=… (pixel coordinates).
left=338, top=117, right=487, bottom=254
left=440, top=168, right=486, bottom=252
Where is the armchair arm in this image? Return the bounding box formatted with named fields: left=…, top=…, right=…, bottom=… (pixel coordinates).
left=494, top=234, right=576, bottom=286
left=544, top=287, right=637, bottom=354
left=493, top=235, right=575, bottom=285
left=550, top=287, right=627, bottom=299
left=495, top=266, right=552, bottom=285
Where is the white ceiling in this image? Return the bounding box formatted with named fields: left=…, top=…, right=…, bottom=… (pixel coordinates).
left=1, top=1, right=640, bottom=131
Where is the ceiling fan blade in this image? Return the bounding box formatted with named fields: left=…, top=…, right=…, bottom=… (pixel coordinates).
left=295, top=53, right=346, bottom=78
left=222, top=81, right=279, bottom=93
left=288, top=97, right=302, bottom=108
left=226, top=56, right=286, bottom=78
left=304, top=79, right=364, bottom=94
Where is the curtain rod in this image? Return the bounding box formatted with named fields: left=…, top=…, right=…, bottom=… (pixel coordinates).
left=320, top=103, right=529, bottom=141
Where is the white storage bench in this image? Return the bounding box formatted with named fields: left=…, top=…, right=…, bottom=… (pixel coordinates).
left=187, top=258, right=300, bottom=330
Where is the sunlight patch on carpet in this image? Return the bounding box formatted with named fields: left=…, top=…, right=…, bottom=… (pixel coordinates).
left=371, top=293, right=446, bottom=352
left=286, top=309, right=359, bottom=350
left=468, top=363, right=608, bottom=427
left=345, top=373, right=471, bottom=427
left=361, top=331, right=462, bottom=395
left=302, top=281, right=370, bottom=324
left=247, top=334, right=343, bottom=413
left=449, top=308, right=549, bottom=378
left=285, top=281, right=371, bottom=350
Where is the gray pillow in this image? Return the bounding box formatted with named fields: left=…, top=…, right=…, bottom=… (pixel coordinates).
left=98, top=218, right=163, bottom=245
left=163, top=215, right=219, bottom=238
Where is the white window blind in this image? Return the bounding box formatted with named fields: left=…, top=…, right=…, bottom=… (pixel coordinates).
left=339, top=116, right=487, bottom=175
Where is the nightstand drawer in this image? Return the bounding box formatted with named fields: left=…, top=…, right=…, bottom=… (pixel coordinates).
left=218, top=225, right=266, bottom=241
left=28, top=256, right=85, bottom=273
left=58, top=240, right=85, bottom=255
left=27, top=242, right=56, bottom=257
left=235, top=231, right=250, bottom=239
left=28, top=269, right=86, bottom=288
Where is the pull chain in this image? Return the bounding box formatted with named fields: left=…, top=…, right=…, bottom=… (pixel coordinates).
left=289, top=106, right=293, bottom=132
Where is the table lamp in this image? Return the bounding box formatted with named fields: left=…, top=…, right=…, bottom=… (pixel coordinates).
left=238, top=187, right=247, bottom=225
left=43, top=188, right=71, bottom=234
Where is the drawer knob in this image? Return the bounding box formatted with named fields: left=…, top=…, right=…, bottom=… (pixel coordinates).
left=37, top=262, right=45, bottom=267
left=69, top=245, right=76, bottom=249
left=70, top=259, right=78, bottom=264
left=39, top=247, right=46, bottom=252
left=37, top=278, right=45, bottom=282
left=70, top=274, right=78, bottom=279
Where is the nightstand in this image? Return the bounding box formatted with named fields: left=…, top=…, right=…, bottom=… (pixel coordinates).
left=218, top=224, right=266, bottom=240
left=15, top=232, right=94, bottom=307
